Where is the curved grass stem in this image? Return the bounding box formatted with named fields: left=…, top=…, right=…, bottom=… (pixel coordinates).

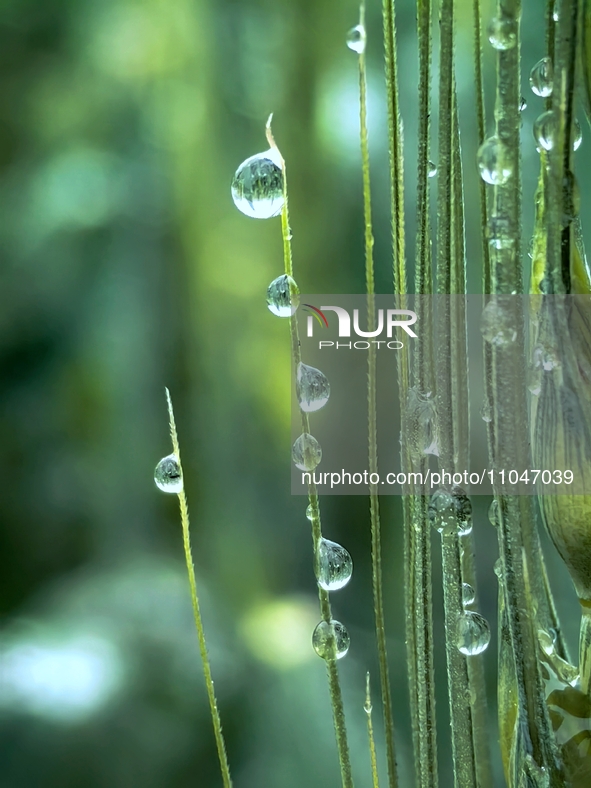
left=164, top=388, right=232, bottom=788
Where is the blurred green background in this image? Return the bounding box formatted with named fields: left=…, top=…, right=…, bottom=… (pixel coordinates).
left=0, top=1, right=587, bottom=786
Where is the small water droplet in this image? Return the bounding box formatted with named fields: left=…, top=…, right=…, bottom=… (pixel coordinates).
left=487, top=15, right=517, bottom=50
left=553, top=1, right=561, bottom=22
left=296, top=363, right=330, bottom=412
left=316, top=538, right=353, bottom=591
left=537, top=629, right=555, bottom=656
left=573, top=118, right=583, bottom=151
left=520, top=96, right=528, bottom=112
left=462, top=583, right=475, bottom=606
left=306, top=504, right=315, bottom=520
left=456, top=611, right=491, bottom=655
left=480, top=399, right=492, bottom=423
left=530, top=57, right=554, bottom=97
left=404, top=387, right=439, bottom=464
left=231, top=149, right=284, bottom=219
left=312, top=619, right=350, bottom=660
left=480, top=299, right=517, bottom=346
left=494, top=557, right=503, bottom=578
left=267, top=274, right=300, bottom=317
left=477, top=136, right=513, bottom=185
left=428, top=161, right=437, bottom=177
left=428, top=487, right=472, bottom=536
left=488, top=498, right=499, bottom=527
left=346, top=24, right=366, bottom=54
left=154, top=453, right=183, bottom=493
left=292, top=433, right=322, bottom=471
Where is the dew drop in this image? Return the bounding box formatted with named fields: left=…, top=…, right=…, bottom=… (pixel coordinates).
left=267, top=274, right=300, bottom=317
left=480, top=399, right=492, bottom=423
left=404, top=387, right=439, bottom=464
left=487, top=15, right=517, bottom=50
left=231, top=149, right=284, bottom=219
left=428, top=161, right=437, bottom=177
left=520, top=96, right=528, bottom=112
left=480, top=299, right=517, bottom=346
left=296, top=363, right=330, bottom=412
left=462, top=583, right=476, bottom=607
left=573, top=118, right=583, bottom=151
left=537, top=629, right=556, bottom=656
left=456, top=611, right=491, bottom=655
left=488, top=498, right=499, bottom=527
left=477, top=136, right=513, bottom=185
left=292, top=433, right=322, bottom=471
left=154, top=453, right=183, bottom=493
left=306, top=504, right=315, bottom=521
left=530, top=57, right=554, bottom=98
left=312, top=619, right=350, bottom=660
left=428, top=487, right=472, bottom=536
left=346, top=24, right=366, bottom=54
left=494, top=557, right=503, bottom=578
left=316, top=538, right=353, bottom=591
left=533, top=110, right=556, bottom=151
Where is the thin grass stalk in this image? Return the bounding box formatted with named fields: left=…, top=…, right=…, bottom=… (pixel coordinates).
left=472, top=0, right=491, bottom=295
left=356, top=7, right=399, bottom=786
left=365, top=673, right=381, bottom=788
left=488, top=1, right=564, bottom=782
left=164, top=389, right=232, bottom=788
left=266, top=120, right=354, bottom=788
left=409, top=2, right=438, bottom=787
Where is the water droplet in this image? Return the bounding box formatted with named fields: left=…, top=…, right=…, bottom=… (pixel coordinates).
left=312, top=619, right=350, bottom=660
left=404, top=388, right=439, bottom=464
left=480, top=299, right=517, bottom=346
left=480, top=399, right=492, bottom=423
left=488, top=498, right=499, bottom=527
left=530, top=57, right=554, bottom=98
left=316, top=538, right=353, bottom=591
left=494, top=557, right=503, bottom=578
left=462, top=583, right=475, bottom=606
left=533, top=110, right=556, bottom=151
left=520, top=96, right=528, bottom=112
left=346, top=24, right=366, bottom=54
left=487, top=15, right=517, bottom=50
left=292, top=433, right=322, bottom=471
left=537, top=629, right=556, bottom=656
left=477, top=136, right=513, bottom=185
left=267, top=274, right=300, bottom=317
left=533, top=344, right=561, bottom=372
left=428, top=161, right=437, bottom=177
left=306, top=504, right=315, bottom=520
left=553, top=0, right=561, bottom=21
left=456, top=611, right=491, bottom=655
left=486, top=216, right=515, bottom=250
left=573, top=118, right=583, bottom=151
left=154, top=453, right=183, bottom=493
left=231, top=149, right=284, bottom=219
left=428, top=488, right=472, bottom=536
left=296, top=363, right=330, bottom=412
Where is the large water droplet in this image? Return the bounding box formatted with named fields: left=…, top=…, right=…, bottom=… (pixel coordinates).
left=428, top=161, right=437, bottom=178
left=462, top=583, right=476, bottom=606
left=530, top=57, right=553, bottom=97
left=477, top=136, right=513, bottom=185
left=346, top=24, right=366, bottom=54
left=533, top=110, right=556, bottom=151
left=480, top=299, right=517, bottom=346
left=312, top=619, right=350, bottom=660
left=231, top=149, right=284, bottom=219
left=292, top=433, right=322, bottom=471
left=267, top=274, right=300, bottom=317
left=456, top=611, right=491, bottom=655
left=316, top=538, right=353, bottom=591
left=154, top=453, right=183, bottom=493
left=428, top=488, right=472, bottom=536
left=404, top=387, right=439, bottom=464
left=487, top=15, right=517, bottom=50
left=296, top=363, right=330, bottom=412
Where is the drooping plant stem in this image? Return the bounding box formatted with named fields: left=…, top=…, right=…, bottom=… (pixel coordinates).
left=266, top=118, right=354, bottom=788
left=164, top=388, right=232, bottom=788
left=357, top=7, right=398, bottom=784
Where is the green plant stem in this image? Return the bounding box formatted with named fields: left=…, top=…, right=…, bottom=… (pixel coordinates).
left=266, top=119, right=354, bottom=788
left=165, top=388, right=232, bottom=788
left=357, top=8, right=399, bottom=784
left=365, top=672, right=381, bottom=788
